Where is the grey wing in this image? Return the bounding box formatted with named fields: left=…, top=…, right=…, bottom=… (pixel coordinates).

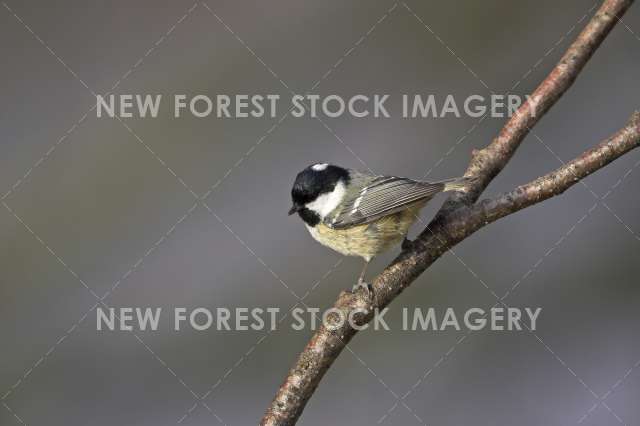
left=326, top=176, right=445, bottom=229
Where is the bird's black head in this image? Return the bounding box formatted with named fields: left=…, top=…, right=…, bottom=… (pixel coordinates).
left=289, top=163, right=350, bottom=226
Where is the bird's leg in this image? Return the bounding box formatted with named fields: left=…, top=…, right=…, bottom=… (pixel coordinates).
left=401, top=235, right=415, bottom=251
left=358, top=260, right=368, bottom=285
left=352, top=260, right=374, bottom=300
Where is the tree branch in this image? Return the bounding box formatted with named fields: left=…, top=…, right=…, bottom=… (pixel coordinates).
left=261, top=0, right=636, bottom=424
left=450, top=0, right=635, bottom=206
left=470, top=111, right=640, bottom=227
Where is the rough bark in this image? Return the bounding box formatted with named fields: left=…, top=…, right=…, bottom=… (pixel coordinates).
left=261, top=0, right=637, bottom=424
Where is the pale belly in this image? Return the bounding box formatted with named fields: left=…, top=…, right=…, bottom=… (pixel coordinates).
left=305, top=205, right=423, bottom=261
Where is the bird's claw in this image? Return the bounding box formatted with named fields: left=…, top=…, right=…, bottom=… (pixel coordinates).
left=352, top=279, right=374, bottom=300
left=402, top=237, right=415, bottom=251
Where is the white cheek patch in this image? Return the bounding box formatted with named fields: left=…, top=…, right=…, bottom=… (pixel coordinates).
left=306, top=181, right=346, bottom=219
left=311, top=163, right=328, bottom=171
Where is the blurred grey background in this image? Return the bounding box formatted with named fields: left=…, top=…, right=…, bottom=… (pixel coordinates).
left=1, top=1, right=639, bottom=425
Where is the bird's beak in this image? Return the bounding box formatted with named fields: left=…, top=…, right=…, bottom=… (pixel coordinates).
left=288, top=205, right=299, bottom=216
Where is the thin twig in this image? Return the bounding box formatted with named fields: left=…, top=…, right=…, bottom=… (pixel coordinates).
left=260, top=0, right=636, bottom=424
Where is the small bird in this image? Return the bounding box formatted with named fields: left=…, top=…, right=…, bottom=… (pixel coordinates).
left=289, top=163, right=470, bottom=296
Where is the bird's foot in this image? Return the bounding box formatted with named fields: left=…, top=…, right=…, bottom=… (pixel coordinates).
left=402, top=237, right=416, bottom=251
left=352, top=278, right=374, bottom=301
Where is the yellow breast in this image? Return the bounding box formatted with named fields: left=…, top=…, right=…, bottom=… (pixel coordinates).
left=305, top=203, right=425, bottom=261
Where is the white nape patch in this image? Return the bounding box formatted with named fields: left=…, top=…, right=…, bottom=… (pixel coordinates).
left=305, top=180, right=346, bottom=219
left=311, top=163, right=328, bottom=171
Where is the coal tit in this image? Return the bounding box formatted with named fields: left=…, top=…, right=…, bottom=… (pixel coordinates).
left=289, top=163, right=470, bottom=295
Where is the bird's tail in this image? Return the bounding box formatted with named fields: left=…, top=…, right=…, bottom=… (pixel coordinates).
left=439, top=176, right=474, bottom=192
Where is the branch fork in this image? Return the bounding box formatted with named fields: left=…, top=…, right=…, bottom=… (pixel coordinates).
left=262, top=1, right=637, bottom=424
